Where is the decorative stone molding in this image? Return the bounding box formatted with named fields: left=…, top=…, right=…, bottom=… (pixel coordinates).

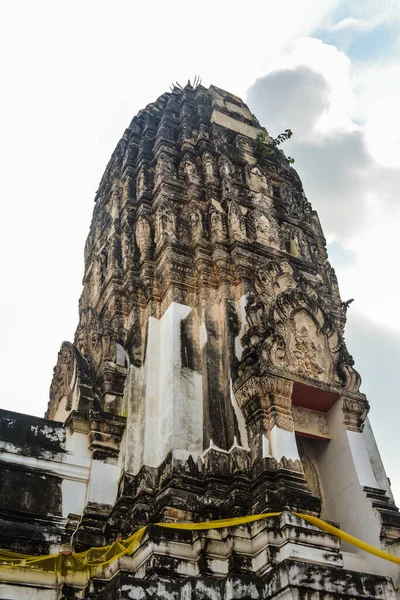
left=98, top=361, right=127, bottom=398
left=342, top=395, right=369, bottom=432
left=88, top=411, right=126, bottom=461
left=235, top=374, right=293, bottom=410
left=235, top=374, right=294, bottom=432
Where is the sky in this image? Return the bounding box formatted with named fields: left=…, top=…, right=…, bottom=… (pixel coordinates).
left=0, top=0, right=399, bottom=502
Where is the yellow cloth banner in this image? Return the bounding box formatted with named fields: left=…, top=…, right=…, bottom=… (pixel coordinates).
left=0, top=512, right=399, bottom=580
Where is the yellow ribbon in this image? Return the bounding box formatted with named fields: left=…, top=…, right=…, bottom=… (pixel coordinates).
left=0, top=512, right=399, bottom=579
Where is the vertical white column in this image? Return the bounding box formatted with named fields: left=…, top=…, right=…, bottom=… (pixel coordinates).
left=125, top=302, right=204, bottom=473
left=269, top=426, right=300, bottom=462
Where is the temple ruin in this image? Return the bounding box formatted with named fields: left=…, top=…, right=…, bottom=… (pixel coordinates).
left=0, top=83, right=399, bottom=599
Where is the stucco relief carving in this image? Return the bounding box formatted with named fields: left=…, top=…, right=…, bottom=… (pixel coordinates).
left=247, top=209, right=279, bottom=249
left=154, top=200, right=176, bottom=246
left=100, top=318, right=115, bottom=361
left=297, top=439, right=324, bottom=501
left=326, top=261, right=340, bottom=297
left=155, top=152, right=177, bottom=185
left=181, top=154, right=200, bottom=184
left=189, top=206, right=204, bottom=240
left=292, top=406, right=329, bottom=437
left=282, top=224, right=311, bottom=260
left=136, top=167, right=148, bottom=199
left=247, top=165, right=269, bottom=194
left=228, top=201, right=246, bottom=240
left=239, top=259, right=361, bottom=393
left=180, top=122, right=194, bottom=144
left=278, top=183, right=311, bottom=221
left=290, top=313, right=328, bottom=381
left=202, top=151, right=217, bottom=184
left=121, top=224, right=134, bottom=271
left=218, top=155, right=234, bottom=179
left=209, top=203, right=226, bottom=241
left=135, top=215, right=152, bottom=257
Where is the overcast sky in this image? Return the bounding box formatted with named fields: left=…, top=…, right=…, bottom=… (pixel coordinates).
left=0, top=0, right=399, bottom=502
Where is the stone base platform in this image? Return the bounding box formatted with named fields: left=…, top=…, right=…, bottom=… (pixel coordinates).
left=0, top=513, right=397, bottom=599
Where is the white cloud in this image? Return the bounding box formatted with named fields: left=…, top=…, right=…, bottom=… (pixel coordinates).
left=251, top=38, right=357, bottom=134
left=352, top=64, right=400, bottom=168
left=336, top=202, right=400, bottom=331
left=331, top=16, right=384, bottom=31
left=334, top=0, right=400, bottom=22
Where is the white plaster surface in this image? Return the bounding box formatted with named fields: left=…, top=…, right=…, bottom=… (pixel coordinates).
left=62, top=478, right=87, bottom=517
left=234, top=294, right=248, bottom=361
left=362, top=417, right=395, bottom=501
left=224, top=100, right=254, bottom=121
left=229, top=378, right=249, bottom=450
left=211, top=109, right=260, bottom=139
left=341, top=551, right=369, bottom=573
left=142, top=316, right=160, bottom=467
left=127, top=302, right=204, bottom=472
left=313, top=400, right=396, bottom=579
left=262, top=433, right=271, bottom=458
left=0, top=584, right=56, bottom=600
left=65, top=430, right=91, bottom=465
left=0, top=452, right=89, bottom=481
left=86, top=460, right=119, bottom=505
left=347, top=429, right=378, bottom=488
left=269, top=426, right=300, bottom=461
left=199, top=321, right=208, bottom=350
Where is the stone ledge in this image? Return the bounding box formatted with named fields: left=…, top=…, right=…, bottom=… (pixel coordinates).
left=87, top=559, right=396, bottom=600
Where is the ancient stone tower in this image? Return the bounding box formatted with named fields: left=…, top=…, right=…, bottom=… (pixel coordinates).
left=1, top=83, right=399, bottom=599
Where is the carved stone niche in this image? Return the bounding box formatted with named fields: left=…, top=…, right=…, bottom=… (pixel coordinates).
left=202, top=151, right=217, bottom=185
left=154, top=151, right=177, bottom=187
left=47, top=341, right=94, bottom=421
left=228, top=200, right=246, bottom=241
left=208, top=200, right=226, bottom=241
left=247, top=165, right=269, bottom=194
left=247, top=209, right=280, bottom=249
left=188, top=202, right=204, bottom=241
left=135, top=212, right=152, bottom=260
left=154, top=199, right=176, bottom=248
left=341, top=395, right=370, bottom=432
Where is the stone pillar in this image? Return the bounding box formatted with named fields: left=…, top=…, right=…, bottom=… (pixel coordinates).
left=235, top=374, right=300, bottom=465
left=341, top=394, right=400, bottom=550
left=235, top=373, right=319, bottom=514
